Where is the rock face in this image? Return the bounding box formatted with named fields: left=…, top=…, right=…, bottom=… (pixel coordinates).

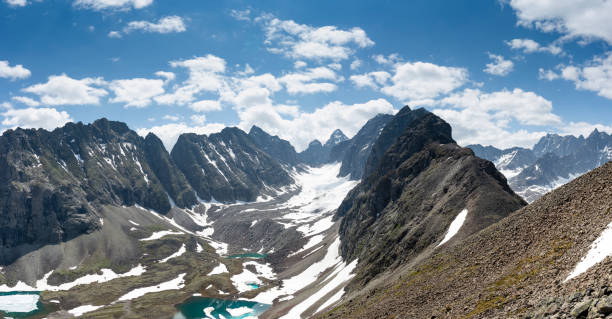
left=248, top=125, right=299, bottom=166
left=0, top=119, right=184, bottom=264
left=335, top=107, right=526, bottom=285
left=298, top=129, right=348, bottom=166
left=319, top=161, right=612, bottom=319
left=171, top=127, right=294, bottom=203
left=470, top=129, right=612, bottom=203
left=335, top=114, right=393, bottom=180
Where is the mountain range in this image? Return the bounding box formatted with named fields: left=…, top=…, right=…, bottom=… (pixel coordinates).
left=468, top=129, right=612, bottom=202
left=0, top=106, right=611, bottom=319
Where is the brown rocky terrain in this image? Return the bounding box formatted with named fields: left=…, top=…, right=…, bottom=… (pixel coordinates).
left=318, top=161, right=612, bottom=319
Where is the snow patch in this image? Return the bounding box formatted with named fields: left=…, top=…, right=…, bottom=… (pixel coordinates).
left=0, top=293, right=39, bottom=313
left=67, top=304, right=103, bottom=316
left=207, top=263, right=228, bottom=276
left=566, top=220, right=612, bottom=281
left=139, top=230, right=182, bottom=241
left=117, top=273, right=186, bottom=301
left=159, top=244, right=186, bottom=263
left=437, top=209, right=468, bottom=247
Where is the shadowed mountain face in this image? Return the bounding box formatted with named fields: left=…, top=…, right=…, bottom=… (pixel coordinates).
left=171, top=127, right=294, bottom=203
left=248, top=125, right=299, bottom=166
left=298, top=129, right=348, bottom=166
left=335, top=107, right=526, bottom=286
left=469, top=129, right=612, bottom=202
left=334, top=113, right=393, bottom=180
left=0, top=119, right=182, bottom=264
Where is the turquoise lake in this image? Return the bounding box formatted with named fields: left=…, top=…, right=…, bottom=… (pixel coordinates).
left=174, top=297, right=270, bottom=319
left=0, top=291, right=46, bottom=318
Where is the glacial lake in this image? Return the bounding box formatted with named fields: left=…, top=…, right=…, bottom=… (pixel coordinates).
left=174, top=297, right=270, bottom=319
left=0, top=291, right=47, bottom=318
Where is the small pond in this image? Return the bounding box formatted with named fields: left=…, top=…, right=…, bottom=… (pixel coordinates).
left=0, top=291, right=48, bottom=318
left=174, top=297, right=270, bottom=319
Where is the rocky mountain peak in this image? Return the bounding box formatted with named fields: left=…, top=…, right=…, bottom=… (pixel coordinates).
left=324, top=129, right=349, bottom=148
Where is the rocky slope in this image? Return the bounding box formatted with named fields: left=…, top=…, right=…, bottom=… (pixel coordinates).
left=319, top=161, right=612, bottom=319
left=334, top=113, right=393, bottom=180
left=335, top=107, right=526, bottom=286
left=0, top=119, right=189, bottom=265
left=470, top=129, right=612, bottom=203
left=171, top=127, right=294, bottom=203
left=248, top=125, right=299, bottom=166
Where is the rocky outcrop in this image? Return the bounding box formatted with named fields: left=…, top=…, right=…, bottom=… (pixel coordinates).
left=318, top=159, right=612, bottom=319
left=335, top=113, right=393, bottom=180
left=171, top=127, right=294, bottom=203
left=248, top=125, right=299, bottom=166
left=0, top=119, right=182, bottom=264
left=335, top=108, right=525, bottom=285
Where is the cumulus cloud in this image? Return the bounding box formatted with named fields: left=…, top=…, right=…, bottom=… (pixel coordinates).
left=73, top=0, right=153, bottom=11
left=2, top=107, right=72, bottom=131
left=23, top=74, right=107, bottom=105
left=509, top=0, right=612, bottom=44
left=433, top=88, right=562, bottom=148
left=350, top=59, right=362, bottom=70
left=137, top=122, right=225, bottom=150
left=108, top=31, right=122, bottom=38
left=162, top=114, right=179, bottom=121
left=155, top=71, right=175, bottom=83
left=123, top=16, right=186, bottom=34
left=255, top=13, right=374, bottom=61
left=483, top=54, right=514, bottom=76
left=109, top=78, right=165, bottom=107
left=350, top=71, right=390, bottom=89
left=12, top=96, right=40, bottom=107
left=236, top=98, right=395, bottom=151
left=190, top=100, right=222, bottom=112
left=4, top=0, right=27, bottom=7
left=505, top=38, right=562, bottom=55
left=553, top=53, right=612, bottom=100
left=279, top=66, right=341, bottom=94
left=0, top=60, right=31, bottom=80
left=380, top=61, right=468, bottom=104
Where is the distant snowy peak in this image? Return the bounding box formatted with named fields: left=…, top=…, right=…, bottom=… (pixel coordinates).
left=469, top=129, right=612, bottom=203
left=324, top=129, right=349, bottom=148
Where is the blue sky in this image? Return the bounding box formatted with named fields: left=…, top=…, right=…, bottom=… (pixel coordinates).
left=1, top=0, right=611, bottom=151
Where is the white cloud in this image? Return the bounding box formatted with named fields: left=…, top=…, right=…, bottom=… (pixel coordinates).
left=190, top=114, right=206, bottom=125
left=137, top=122, right=225, bottom=150
left=505, top=38, right=561, bottom=55
left=73, top=0, right=153, bottom=11
left=372, top=53, right=401, bottom=65
left=509, top=0, right=612, bottom=45
left=555, top=53, right=612, bottom=99
left=12, top=96, right=40, bottom=107
left=124, top=16, right=186, bottom=34
left=230, top=9, right=251, bottom=21
left=2, top=107, right=72, bottom=131
left=236, top=98, right=395, bottom=151
left=483, top=54, right=514, bottom=76
left=294, top=61, right=307, bottom=69
left=560, top=121, right=612, bottom=137
left=23, top=74, right=107, bottom=105
left=350, top=59, right=362, bottom=70
left=5, top=0, right=27, bottom=7
left=108, top=31, right=122, bottom=38
left=433, top=88, right=562, bottom=148
left=190, top=100, right=222, bottom=112
left=156, top=54, right=227, bottom=105
left=279, top=66, right=341, bottom=94
left=162, top=114, right=179, bottom=121
left=380, top=61, right=468, bottom=104
left=155, top=71, right=175, bottom=83
left=256, top=14, right=374, bottom=61
left=109, top=78, right=165, bottom=107
left=350, top=71, right=390, bottom=89
left=0, top=60, right=31, bottom=80
left=538, top=68, right=560, bottom=81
